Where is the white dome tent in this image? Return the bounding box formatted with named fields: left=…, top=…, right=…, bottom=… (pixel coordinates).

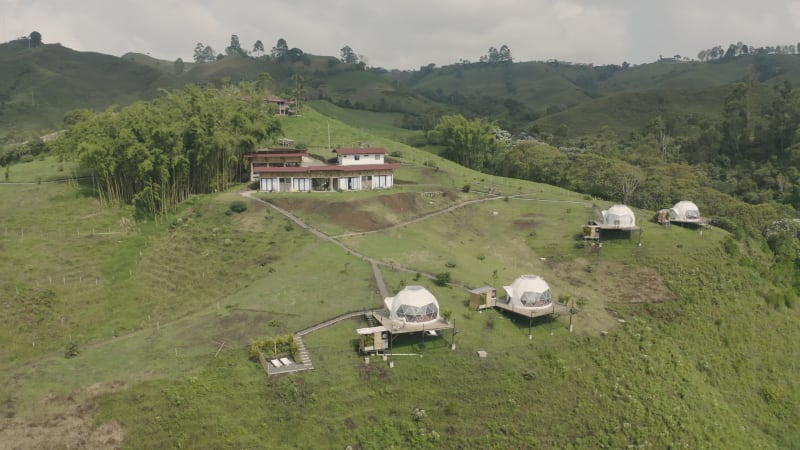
left=384, top=285, right=440, bottom=324
left=669, top=201, right=700, bottom=221
left=360, top=285, right=455, bottom=356
left=602, top=204, right=636, bottom=228
left=502, top=275, right=553, bottom=311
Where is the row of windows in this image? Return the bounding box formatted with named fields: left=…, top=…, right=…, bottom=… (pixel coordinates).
left=394, top=302, right=439, bottom=323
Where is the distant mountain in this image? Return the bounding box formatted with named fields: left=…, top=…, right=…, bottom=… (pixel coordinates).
left=3, top=40, right=800, bottom=141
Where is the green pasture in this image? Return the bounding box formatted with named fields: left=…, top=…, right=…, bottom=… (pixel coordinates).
left=1, top=105, right=798, bottom=448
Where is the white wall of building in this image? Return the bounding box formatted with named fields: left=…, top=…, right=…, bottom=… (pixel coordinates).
left=338, top=153, right=384, bottom=166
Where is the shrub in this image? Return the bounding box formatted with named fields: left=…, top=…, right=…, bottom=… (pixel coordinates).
left=434, top=272, right=451, bottom=286
left=248, top=181, right=260, bottom=190
left=461, top=184, right=471, bottom=193
left=444, top=261, right=456, bottom=268
left=19, top=154, right=34, bottom=163
left=65, top=342, right=79, bottom=358
left=229, top=201, right=248, bottom=213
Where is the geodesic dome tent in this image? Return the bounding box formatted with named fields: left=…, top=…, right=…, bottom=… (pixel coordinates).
left=669, top=201, right=700, bottom=221
left=384, top=285, right=440, bottom=324
left=503, top=275, right=553, bottom=309
left=602, top=204, right=636, bottom=228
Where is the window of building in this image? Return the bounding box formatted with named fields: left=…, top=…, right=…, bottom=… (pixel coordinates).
left=354, top=155, right=361, bottom=161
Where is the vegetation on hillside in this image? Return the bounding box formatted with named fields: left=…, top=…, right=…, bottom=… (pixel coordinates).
left=55, top=82, right=281, bottom=216
left=2, top=37, right=800, bottom=448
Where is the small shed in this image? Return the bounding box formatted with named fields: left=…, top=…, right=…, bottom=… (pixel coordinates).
left=469, top=286, right=497, bottom=310
left=357, top=325, right=389, bottom=354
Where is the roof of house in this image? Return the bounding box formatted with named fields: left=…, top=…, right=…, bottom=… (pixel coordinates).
left=243, top=152, right=306, bottom=159
left=254, top=163, right=400, bottom=174
left=334, top=148, right=387, bottom=155
left=264, top=97, right=295, bottom=104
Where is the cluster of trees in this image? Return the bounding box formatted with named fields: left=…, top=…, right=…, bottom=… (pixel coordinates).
left=192, top=36, right=303, bottom=63
left=55, top=82, right=282, bottom=216
left=193, top=42, right=218, bottom=63
left=697, top=41, right=800, bottom=61
left=479, top=45, right=513, bottom=63
left=339, top=45, right=365, bottom=67
left=9, top=31, right=42, bottom=47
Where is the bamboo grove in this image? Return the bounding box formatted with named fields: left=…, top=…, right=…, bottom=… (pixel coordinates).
left=57, top=82, right=282, bottom=216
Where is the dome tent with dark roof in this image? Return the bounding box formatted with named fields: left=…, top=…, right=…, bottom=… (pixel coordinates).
left=502, top=275, right=553, bottom=310
left=384, top=285, right=440, bottom=324
left=602, top=204, right=636, bottom=228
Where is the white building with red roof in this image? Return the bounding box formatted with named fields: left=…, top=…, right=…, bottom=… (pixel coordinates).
left=245, top=147, right=400, bottom=192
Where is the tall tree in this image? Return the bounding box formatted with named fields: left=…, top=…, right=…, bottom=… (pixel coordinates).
left=271, top=38, right=288, bottom=59
left=174, top=58, right=185, bottom=75
left=340, top=45, right=358, bottom=64
left=226, top=34, right=245, bottom=56
left=193, top=43, right=205, bottom=63
left=203, top=45, right=216, bottom=62
left=498, top=45, right=512, bottom=62
left=253, top=40, right=264, bottom=57
left=29, top=31, right=42, bottom=47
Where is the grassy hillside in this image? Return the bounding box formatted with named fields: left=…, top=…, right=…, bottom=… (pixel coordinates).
left=1, top=105, right=798, bottom=448
left=4, top=41, right=800, bottom=143
left=0, top=42, right=169, bottom=138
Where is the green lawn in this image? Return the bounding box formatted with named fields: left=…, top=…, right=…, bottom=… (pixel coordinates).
left=1, top=106, right=798, bottom=448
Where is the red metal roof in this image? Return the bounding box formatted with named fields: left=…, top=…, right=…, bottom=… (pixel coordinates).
left=334, top=148, right=387, bottom=155
left=243, top=152, right=306, bottom=159
left=254, top=163, right=400, bottom=174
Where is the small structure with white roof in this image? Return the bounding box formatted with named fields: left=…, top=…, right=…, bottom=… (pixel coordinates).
left=359, top=285, right=454, bottom=355
left=658, top=200, right=708, bottom=226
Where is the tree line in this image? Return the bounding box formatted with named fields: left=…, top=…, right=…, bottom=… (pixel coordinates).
left=697, top=41, right=800, bottom=61
left=55, top=82, right=282, bottom=217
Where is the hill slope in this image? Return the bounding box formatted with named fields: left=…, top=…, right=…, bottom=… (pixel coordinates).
left=1, top=106, right=798, bottom=448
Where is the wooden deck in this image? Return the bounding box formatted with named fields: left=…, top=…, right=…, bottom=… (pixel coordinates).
left=491, top=300, right=571, bottom=318
left=371, top=310, right=455, bottom=334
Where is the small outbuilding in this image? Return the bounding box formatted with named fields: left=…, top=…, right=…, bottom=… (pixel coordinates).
left=469, top=286, right=497, bottom=310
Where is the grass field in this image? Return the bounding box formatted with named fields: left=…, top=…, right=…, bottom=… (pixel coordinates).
left=1, top=105, right=799, bottom=448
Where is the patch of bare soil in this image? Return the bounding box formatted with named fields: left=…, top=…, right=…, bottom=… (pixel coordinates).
left=557, top=258, right=676, bottom=304
left=272, top=192, right=424, bottom=232
left=0, top=382, right=127, bottom=450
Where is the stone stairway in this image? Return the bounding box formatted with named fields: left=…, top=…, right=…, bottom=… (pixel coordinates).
left=294, top=334, right=313, bottom=369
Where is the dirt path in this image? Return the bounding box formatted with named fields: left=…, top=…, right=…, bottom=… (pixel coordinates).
left=242, top=190, right=588, bottom=296
left=241, top=190, right=488, bottom=296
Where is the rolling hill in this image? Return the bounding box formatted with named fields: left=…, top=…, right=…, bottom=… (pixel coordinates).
left=5, top=39, right=800, bottom=144
left=0, top=105, right=798, bottom=448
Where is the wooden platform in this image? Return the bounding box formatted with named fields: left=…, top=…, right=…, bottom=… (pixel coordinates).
left=491, top=300, right=570, bottom=318
left=371, top=310, right=454, bottom=334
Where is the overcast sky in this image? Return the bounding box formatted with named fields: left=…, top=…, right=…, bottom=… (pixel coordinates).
left=4, top=0, right=800, bottom=69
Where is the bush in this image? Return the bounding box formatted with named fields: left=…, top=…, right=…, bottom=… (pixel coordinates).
left=65, top=342, right=79, bottom=358
left=461, top=184, right=471, bottom=193
left=434, top=272, right=451, bottom=286
left=229, top=201, right=248, bottom=213
left=248, top=181, right=260, bottom=190
left=19, top=154, right=34, bottom=163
